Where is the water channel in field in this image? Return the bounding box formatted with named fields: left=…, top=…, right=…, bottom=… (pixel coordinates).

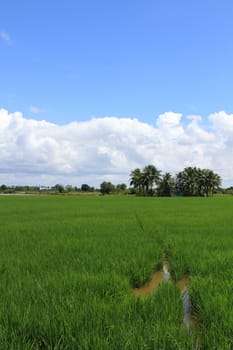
left=133, top=263, right=197, bottom=333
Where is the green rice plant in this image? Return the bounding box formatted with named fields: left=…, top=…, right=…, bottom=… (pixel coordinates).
left=0, top=195, right=232, bottom=349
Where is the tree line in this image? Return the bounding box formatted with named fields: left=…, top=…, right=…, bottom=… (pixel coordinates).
left=130, top=165, right=221, bottom=196
left=0, top=183, right=127, bottom=195
left=0, top=165, right=223, bottom=196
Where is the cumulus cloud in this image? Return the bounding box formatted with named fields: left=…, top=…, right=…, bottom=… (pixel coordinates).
left=0, top=108, right=233, bottom=186
left=0, top=31, right=11, bottom=44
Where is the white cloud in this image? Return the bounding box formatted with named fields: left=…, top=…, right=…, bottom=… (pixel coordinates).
left=209, top=111, right=233, bottom=133
left=157, top=112, right=182, bottom=127
left=0, top=108, right=233, bottom=186
left=0, top=31, right=11, bottom=44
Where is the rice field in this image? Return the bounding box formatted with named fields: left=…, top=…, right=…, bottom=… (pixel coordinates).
left=0, top=195, right=232, bottom=349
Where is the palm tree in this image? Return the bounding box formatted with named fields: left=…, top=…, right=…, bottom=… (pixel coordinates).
left=201, top=169, right=221, bottom=196
left=176, top=167, right=199, bottom=196
left=195, top=168, right=205, bottom=196
left=130, top=168, right=144, bottom=193
left=176, top=167, right=221, bottom=196
left=157, top=172, right=175, bottom=196
left=141, top=165, right=161, bottom=195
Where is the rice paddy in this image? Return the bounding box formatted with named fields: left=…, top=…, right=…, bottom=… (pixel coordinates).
left=0, top=195, right=232, bottom=349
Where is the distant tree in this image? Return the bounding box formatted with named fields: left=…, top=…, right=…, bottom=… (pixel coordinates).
left=176, top=167, right=200, bottom=196
left=175, top=167, right=221, bottom=196
left=66, top=185, right=74, bottom=192
left=222, top=186, right=233, bottom=195
left=130, top=168, right=143, bottom=193
left=157, top=173, right=175, bottom=196
left=54, top=184, right=65, bottom=193
left=129, top=165, right=221, bottom=197
left=130, top=165, right=161, bottom=195
left=0, top=184, right=7, bottom=192
left=81, top=184, right=91, bottom=192
left=100, top=181, right=115, bottom=195
left=141, top=164, right=161, bottom=195
left=200, top=169, right=221, bottom=196
left=116, top=183, right=127, bottom=192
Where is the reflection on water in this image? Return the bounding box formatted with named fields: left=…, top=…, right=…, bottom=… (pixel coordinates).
left=163, top=264, right=170, bottom=281
left=182, top=289, right=192, bottom=328
left=177, top=275, right=198, bottom=333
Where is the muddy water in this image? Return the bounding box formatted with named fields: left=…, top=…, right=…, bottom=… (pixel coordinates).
left=133, top=270, right=164, bottom=297
left=133, top=267, right=197, bottom=334
left=177, top=275, right=189, bottom=292
left=133, top=264, right=171, bottom=297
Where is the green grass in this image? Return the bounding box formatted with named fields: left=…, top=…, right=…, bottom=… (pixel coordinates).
left=0, top=195, right=232, bottom=349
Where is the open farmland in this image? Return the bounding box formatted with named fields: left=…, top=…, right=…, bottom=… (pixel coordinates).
left=0, top=195, right=232, bottom=349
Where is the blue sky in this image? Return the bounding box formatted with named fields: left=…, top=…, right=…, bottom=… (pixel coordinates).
left=1, top=1, right=233, bottom=187
left=1, top=0, right=233, bottom=124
